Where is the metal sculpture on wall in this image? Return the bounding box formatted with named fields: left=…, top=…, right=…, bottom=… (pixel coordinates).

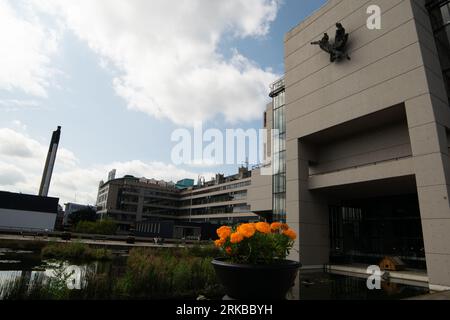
left=311, top=23, right=351, bottom=62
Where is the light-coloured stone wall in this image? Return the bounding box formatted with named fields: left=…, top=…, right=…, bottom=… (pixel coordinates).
left=247, top=167, right=273, bottom=213
left=285, top=0, right=450, bottom=289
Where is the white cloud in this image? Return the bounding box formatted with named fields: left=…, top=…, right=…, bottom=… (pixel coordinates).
left=0, top=162, right=27, bottom=185
left=31, top=0, right=280, bottom=125
left=0, top=128, right=213, bottom=205
left=0, top=0, right=59, bottom=97
left=11, top=120, right=27, bottom=131
left=0, top=99, right=40, bottom=108
left=0, top=128, right=42, bottom=158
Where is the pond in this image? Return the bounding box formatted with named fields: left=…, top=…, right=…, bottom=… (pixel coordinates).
left=0, top=241, right=223, bottom=300
left=0, top=246, right=127, bottom=300
left=290, top=270, right=430, bottom=300
left=0, top=243, right=430, bottom=300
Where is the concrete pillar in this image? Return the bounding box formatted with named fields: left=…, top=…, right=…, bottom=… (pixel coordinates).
left=137, top=190, right=144, bottom=222
left=287, top=139, right=329, bottom=267
left=406, top=93, right=450, bottom=290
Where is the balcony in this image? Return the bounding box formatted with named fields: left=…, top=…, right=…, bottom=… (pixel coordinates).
left=309, top=156, right=414, bottom=190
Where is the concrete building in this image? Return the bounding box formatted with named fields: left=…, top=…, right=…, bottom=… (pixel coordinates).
left=0, top=191, right=58, bottom=232
left=283, top=0, right=450, bottom=290
left=96, top=176, right=180, bottom=232
left=135, top=220, right=217, bottom=241
left=96, top=167, right=269, bottom=232
left=177, top=168, right=257, bottom=225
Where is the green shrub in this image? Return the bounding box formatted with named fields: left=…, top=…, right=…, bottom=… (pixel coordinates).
left=187, top=245, right=221, bottom=258
left=2, top=245, right=224, bottom=300
left=113, top=248, right=223, bottom=299
left=74, top=220, right=117, bottom=235
left=41, top=242, right=113, bottom=261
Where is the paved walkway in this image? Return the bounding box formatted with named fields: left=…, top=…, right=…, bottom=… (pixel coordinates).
left=0, top=234, right=185, bottom=249
left=406, top=291, right=450, bottom=300
left=326, top=264, right=429, bottom=283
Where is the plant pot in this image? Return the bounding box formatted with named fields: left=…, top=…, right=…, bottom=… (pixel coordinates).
left=211, top=258, right=301, bottom=300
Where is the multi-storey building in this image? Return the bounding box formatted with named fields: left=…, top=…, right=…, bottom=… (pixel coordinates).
left=177, top=169, right=255, bottom=225
left=97, top=176, right=180, bottom=232
left=283, top=0, right=450, bottom=291
left=96, top=167, right=270, bottom=232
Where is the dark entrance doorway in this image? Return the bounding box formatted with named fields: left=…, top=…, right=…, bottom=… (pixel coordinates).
left=329, top=194, right=426, bottom=269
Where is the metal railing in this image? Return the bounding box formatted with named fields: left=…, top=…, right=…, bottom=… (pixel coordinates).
left=309, top=155, right=412, bottom=177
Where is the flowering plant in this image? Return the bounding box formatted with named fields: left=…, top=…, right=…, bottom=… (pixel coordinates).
left=214, top=222, right=297, bottom=264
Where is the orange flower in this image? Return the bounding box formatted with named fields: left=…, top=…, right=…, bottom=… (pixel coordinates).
left=283, top=228, right=297, bottom=240
left=255, top=222, right=271, bottom=234
left=230, top=232, right=244, bottom=244
left=214, top=238, right=225, bottom=247
left=225, top=247, right=232, bottom=255
left=216, top=226, right=232, bottom=239
left=237, top=223, right=256, bottom=238
left=281, top=223, right=290, bottom=231
left=270, top=222, right=282, bottom=231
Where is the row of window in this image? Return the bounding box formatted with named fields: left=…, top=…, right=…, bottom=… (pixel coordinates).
left=185, top=180, right=251, bottom=197
left=117, top=191, right=248, bottom=209
left=273, top=106, right=286, bottom=134
left=273, top=174, right=286, bottom=194
left=179, top=204, right=251, bottom=216
left=273, top=193, right=286, bottom=220
left=180, top=191, right=247, bottom=207
left=273, top=91, right=285, bottom=110
left=143, top=198, right=179, bottom=207
left=428, top=0, right=450, bottom=31
left=272, top=86, right=287, bottom=223
left=428, top=0, right=450, bottom=104
left=137, top=223, right=161, bottom=234
left=194, top=216, right=260, bottom=225
left=107, top=213, right=135, bottom=222
left=273, top=151, right=286, bottom=175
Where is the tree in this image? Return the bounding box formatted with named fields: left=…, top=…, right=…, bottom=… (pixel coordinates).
left=69, top=208, right=97, bottom=226
left=75, top=220, right=118, bottom=235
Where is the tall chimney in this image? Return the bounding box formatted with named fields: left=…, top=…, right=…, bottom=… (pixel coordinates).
left=39, top=126, right=61, bottom=197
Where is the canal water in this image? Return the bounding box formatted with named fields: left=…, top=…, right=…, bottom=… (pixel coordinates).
left=0, top=245, right=430, bottom=300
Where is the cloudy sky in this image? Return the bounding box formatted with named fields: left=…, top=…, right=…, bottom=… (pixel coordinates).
left=0, top=0, right=326, bottom=205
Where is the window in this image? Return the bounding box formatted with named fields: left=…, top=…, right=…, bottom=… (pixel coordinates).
left=273, top=107, right=286, bottom=133
left=274, top=174, right=286, bottom=193
left=428, top=0, right=450, bottom=104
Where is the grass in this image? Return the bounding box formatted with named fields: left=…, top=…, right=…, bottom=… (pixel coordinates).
left=0, top=244, right=224, bottom=300
left=114, top=247, right=223, bottom=299
left=0, top=239, right=47, bottom=251
left=41, top=242, right=113, bottom=261
left=0, top=272, right=72, bottom=300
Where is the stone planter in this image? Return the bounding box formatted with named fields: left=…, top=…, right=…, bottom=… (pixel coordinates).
left=211, top=258, right=300, bottom=300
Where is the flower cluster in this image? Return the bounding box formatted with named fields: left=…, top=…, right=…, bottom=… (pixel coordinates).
left=214, top=222, right=297, bottom=264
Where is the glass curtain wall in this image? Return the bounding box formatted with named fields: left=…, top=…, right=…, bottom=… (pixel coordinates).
left=270, top=78, right=286, bottom=222
left=427, top=0, right=450, bottom=105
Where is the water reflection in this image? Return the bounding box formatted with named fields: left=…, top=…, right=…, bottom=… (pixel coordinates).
left=43, top=262, right=98, bottom=290
left=290, top=270, right=429, bottom=300
left=0, top=246, right=431, bottom=300
left=0, top=247, right=103, bottom=297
